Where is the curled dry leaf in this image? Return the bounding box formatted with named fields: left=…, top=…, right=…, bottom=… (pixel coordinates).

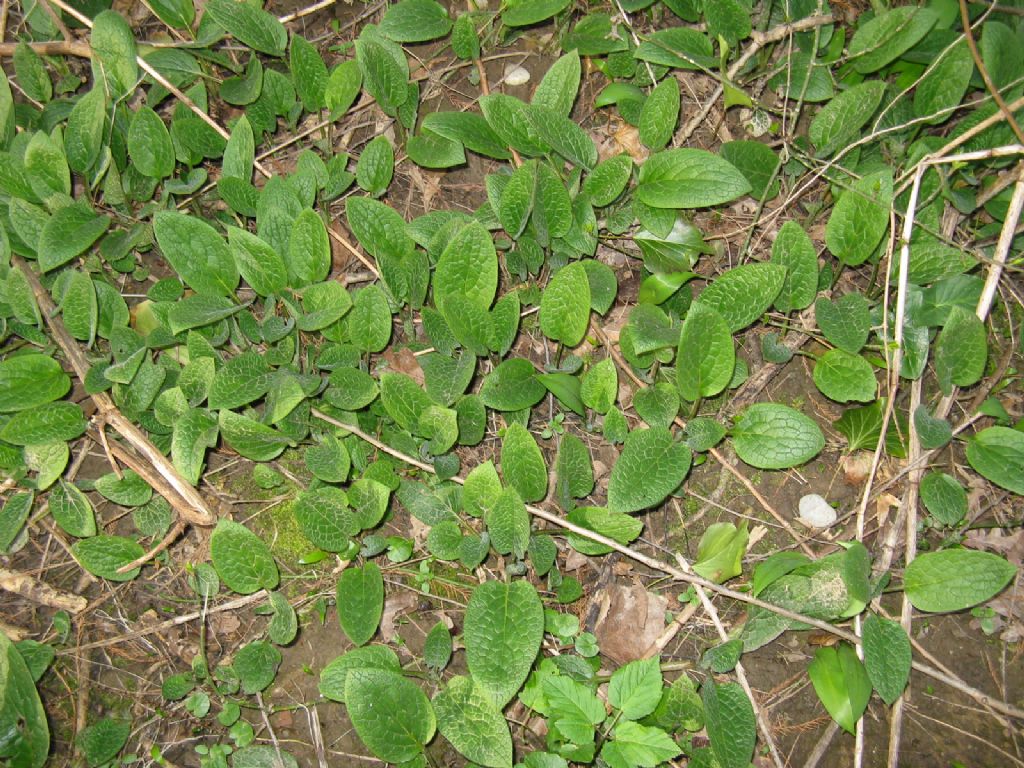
left=592, top=582, right=667, bottom=664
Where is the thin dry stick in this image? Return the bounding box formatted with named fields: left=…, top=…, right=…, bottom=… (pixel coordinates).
left=115, top=520, right=186, bottom=574
left=14, top=257, right=217, bottom=528
left=959, top=0, right=1024, bottom=144
left=0, top=40, right=91, bottom=57
left=308, top=409, right=1024, bottom=722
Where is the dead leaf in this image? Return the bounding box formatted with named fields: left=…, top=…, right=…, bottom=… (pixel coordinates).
left=381, top=590, right=418, bottom=643
left=592, top=582, right=668, bottom=664
left=963, top=529, right=1024, bottom=566
left=840, top=452, right=873, bottom=485
left=382, top=346, right=425, bottom=385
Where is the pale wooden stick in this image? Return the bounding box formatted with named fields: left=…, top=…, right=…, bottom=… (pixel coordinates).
left=0, top=567, right=88, bottom=612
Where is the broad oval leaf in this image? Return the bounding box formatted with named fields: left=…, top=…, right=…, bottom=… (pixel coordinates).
left=607, top=427, right=691, bottom=513
left=153, top=211, right=239, bottom=296
left=336, top=562, right=384, bottom=646
left=206, top=0, right=287, bottom=56
left=433, top=676, right=512, bottom=768
left=128, top=106, right=174, bottom=179
left=812, top=349, right=877, bottom=403
left=677, top=302, right=734, bottom=401
left=0, top=630, right=49, bottom=768
left=480, top=358, right=546, bottom=411
left=0, top=354, right=71, bottom=412
left=807, top=643, right=871, bottom=735
left=904, top=549, right=1016, bottom=613
left=209, top=518, right=279, bottom=594
left=72, top=535, right=144, bottom=581
left=540, top=262, right=591, bottom=346
left=464, top=580, right=543, bottom=708
left=770, top=221, right=818, bottom=313
left=702, top=681, right=755, bottom=768
left=809, top=80, right=885, bottom=156
left=346, top=668, right=435, bottom=762
left=731, top=403, right=824, bottom=469
left=637, top=148, right=750, bottom=209
left=293, top=487, right=356, bottom=552
left=696, top=263, right=785, bottom=333
left=966, top=426, right=1024, bottom=495
left=501, top=424, right=547, bottom=503
left=849, top=7, right=937, bottom=74
left=639, top=77, right=680, bottom=151
left=825, top=170, right=893, bottom=267
left=228, top=226, right=288, bottom=297
left=434, top=221, right=498, bottom=315
left=862, top=614, right=911, bottom=706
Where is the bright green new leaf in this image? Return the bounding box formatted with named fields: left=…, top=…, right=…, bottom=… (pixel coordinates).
left=433, top=676, right=512, bottom=768
left=291, top=34, right=328, bottom=111
left=533, top=49, right=580, bottom=118
left=480, top=359, right=546, bottom=411
left=501, top=423, right=548, bottom=503
left=0, top=630, right=49, bottom=768
left=542, top=673, right=606, bottom=743
left=218, top=410, right=294, bottom=461
left=171, top=409, right=218, bottom=486
left=608, top=657, right=662, bottom=720
left=934, top=305, right=987, bottom=395
left=862, top=614, right=911, bottom=706
left=583, top=154, right=633, bottom=207
left=607, top=427, right=690, bottom=513
left=565, top=506, right=643, bottom=555
left=434, top=220, right=498, bottom=315
left=731, top=403, right=824, bottom=469
left=347, top=284, right=393, bottom=353
left=904, top=549, right=1016, bottom=613
left=601, top=721, right=681, bottom=768
left=580, top=357, right=617, bottom=414
left=380, top=0, right=452, bottom=42
left=228, top=227, right=287, bottom=297
left=128, top=106, right=174, bottom=179
left=692, top=521, right=749, bottom=583
left=325, top=59, right=363, bottom=119
left=464, top=580, right=543, bottom=708
left=90, top=11, right=138, bottom=100
left=807, top=643, right=871, bottom=734
left=677, top=301, right=734, bottom=401
left=356, top=135, right=394, bottom=197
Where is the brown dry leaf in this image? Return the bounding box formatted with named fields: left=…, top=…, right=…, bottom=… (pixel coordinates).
left=592, top=582, right=668, bottom=664
left=381, top=589, right=418, bottom=642
left=210, top=610, right=241, bottom=638
left=612, top=123, right=648, bottom=164
left=963, top=529, right=1024, bottom=565
left=382, top=346, right=425, bottom=385
left=840, top=452, right=873, bottom=485
left=875, top=492, right=899, bottom=530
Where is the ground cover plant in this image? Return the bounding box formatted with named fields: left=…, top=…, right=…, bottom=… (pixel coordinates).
left=0, top=0, right=1022, bottom=765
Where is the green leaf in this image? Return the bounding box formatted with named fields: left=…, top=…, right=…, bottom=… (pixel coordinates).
left=479, top=94, right=549, bottom=156
left=320, top=646, right=401, bottom=702
left=298, top=281, right=352, bottom=331
left=602, top=721, right=681, bottom=768
left=704, top=0, right=750, bottom=45
left=356, top=135, right=395, bottom=197
left=38, top=203, right=111, bottom=273
left=434, top=220, right=498, bottom=315
left=540, top=262, right=591, bottom=346
left=696, top=263, right=785, bottom=333
left=0, top=630, right=49, bottom=767
left=463, top=460, right=502, bottom=518
left=677, top=302, right=734, bottom=401
left=862, top=614, right=911, bottom=706
left=433, top=676, right=512, bottom=768
left=128, top=106, right=174, bottom=179
left=693, top=521, right=748, bottom=584
left=904, top=549, right=1016, bottom=613
left=451, top=12, right=480, bottom=60
left=380, top=372, right=434, bottom=433
left=228, top=227, right=288, bottom=297
left=732, top=403, right=824, bottom=469
left=934, top=305, right=987, bottom=395
left=967, top=426, right=1024, bottom=495
left=380, top=0, right=452, bottom=42
left=639, top=78, right=680, bottom=151
left=326, top=367, right=379, bottom=410
left=209, top=518, right=279, bottom=594
left=555, top=433, right=594, bottom=500
left=206, top=0, right=287, bottom=56
left=533, top=50, right=580, bottom=118
left=325, top=59, right=363, bottom=120
left=812, top=349, right=877, bottom=403
left=849, top=7, right=937, bottom=74
left=153, top=211, right=239, bottom=296
left=920, top=472, right=966, bottom=526
left=95, top=470, right=151, bottom=507
left=0, top=354, right=71, bottom=412
left=336, top=562, right=384, bottom=646
left=208, top=352, right=271, bottom=411
left=72, top=535, right=144, bottom=581
left=637, top=148, right=750, bottom=208
left=826, top=171, right=893, bottom=266
left=480, top=358, right=546, bottom=411
left=583, top=154, right=633, bottom=207
left=607, top=427, right=690, bottom=513
left=529, top=106, right=598, bottom=170
left=293, top=487, right=355, bottom=552
left=172, top=409, right=218, bottom=486
left=167, top=294, right=245, bottom=335
left=219, top=410, right=294, bottom=461
left=77, top=717, right=130, bottom=768
left=913, top=406, right=952, bottom=451
left=580, top=357, right=617, bottom=414
left=809, top=80, right=886, bottom=156
left=565, top=506, right=642, bottom=555
left=50, top=480, right=96, bottom=538
left=608, top=657, right=662, bottom=720
left=464, top=580, right=543, bottom=708
left=720, top=140, right=779, bottom=200
left=347, top=284, right=393, bottom=353
left=771, top=221, right=819, bottom=313
left=501, top=423, right=548, bottom=503
left=0, top=492, right=33, bottom=552
left=305, top=434, right=350, bottom=484
left=148, top=0, right=194, bottom=28
left=290, top=34, right=328, bottom=111
left=0, top=402, right=85, bottom=446
left=542, top=673, right=606, bottom=743
left=808, top=643, right=871, bottom=734
left=355, top=30, right=409, bottom=116
left=65, top=87, right=107, bottom=174
left=499, top=161, right=535, bottom=238
left=346, top=669, right=435, bottom=763
left=60, top=270, right=98, bottom=344
left=502, top=0, right=571, bottom=27
left=14, top=43, right=51, bottom=103
left=287, top=209, right=331, bottom=287
left=24, top=131, right=69, bottom=203
left=815, top=293, right=871, bottom=354
left=702, top=681, right=755, bottom=768
left=234, top=640, right=282, bottom=694
left=487, top=486, right=530, bottom=557
left=421, top=112, right=511, bottom=160
left=913, top=41, right=972, bottom=124
left=90, top=10, right=138, bottom=100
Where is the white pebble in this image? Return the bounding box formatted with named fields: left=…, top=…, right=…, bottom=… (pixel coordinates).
left=504, top=65, right=531, bottom=86
left=798, top=494, right=837, bottom=528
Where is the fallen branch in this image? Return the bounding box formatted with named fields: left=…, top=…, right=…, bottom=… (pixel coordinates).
left=0, top=567, right=88, bottom=613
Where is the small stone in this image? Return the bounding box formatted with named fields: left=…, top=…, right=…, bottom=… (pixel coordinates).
left=798, top=493, right=837, bottom=528
left=504, top=65, right=531, bottom=86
